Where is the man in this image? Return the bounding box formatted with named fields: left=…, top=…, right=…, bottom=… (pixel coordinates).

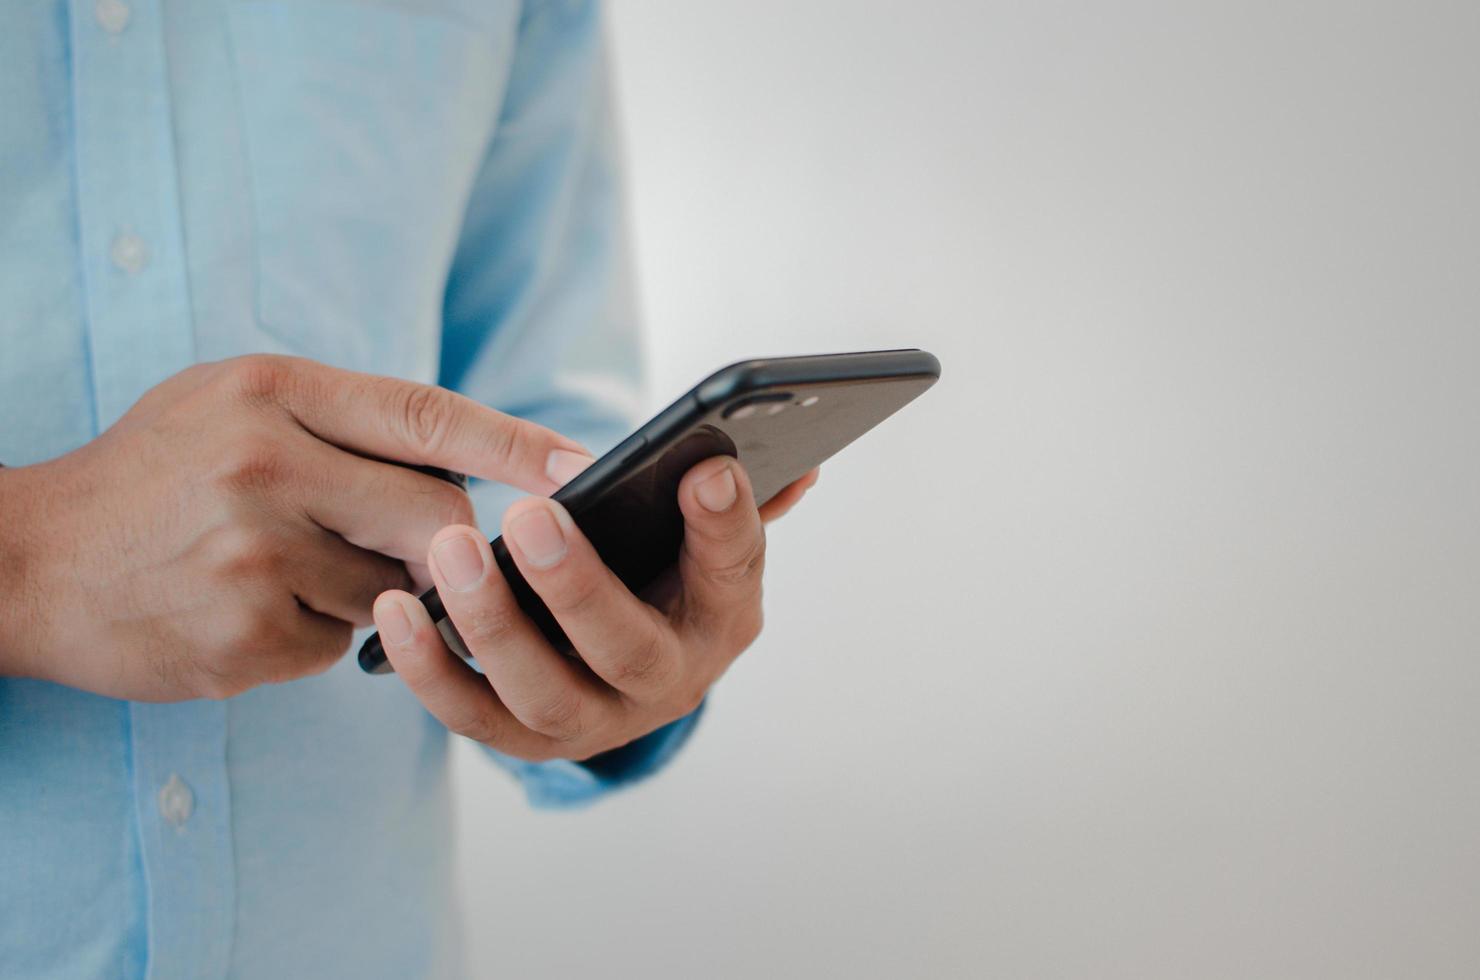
left=0, top=1, right=815, bottom=977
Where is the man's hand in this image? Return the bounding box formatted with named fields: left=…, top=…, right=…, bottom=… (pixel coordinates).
left=0, top=355, right=591, bottom=701
left=372, top=458, right=819, bottom=761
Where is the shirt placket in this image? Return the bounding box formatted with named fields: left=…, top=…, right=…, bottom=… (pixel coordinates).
left=69, top=0, right=197, bottom=427
left=127, top=701, right=236, bottom=980
left=68, top=2, right=234, bottom=978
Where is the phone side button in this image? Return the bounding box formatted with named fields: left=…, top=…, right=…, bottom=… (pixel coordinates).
left=619, top=436, right=648, bottom=464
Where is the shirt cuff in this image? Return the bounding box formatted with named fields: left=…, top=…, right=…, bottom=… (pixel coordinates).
left=481, top=701, right=704, bottom=809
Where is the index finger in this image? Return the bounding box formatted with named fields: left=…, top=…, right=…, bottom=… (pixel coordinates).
left=758, top=467, right=820, bottom=524
left=241, top=355, right=591, bottom=497
left=373, top=590, right=560, bottom=761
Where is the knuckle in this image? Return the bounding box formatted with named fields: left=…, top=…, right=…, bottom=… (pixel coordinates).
left=704, top=533, right=767, bottom=588
left=515, top=688, right=586, bottom=742
left=453, top=705, right=505, bottom=746
left=207, top=525, right=282, bottom=582
left=307, top=622, right=354, bottom=667
left=211, top=435, right=289, bottom=496
left=435, top=485, right=475, bottom=529
left=455, top=599, right=521, bottom=649
left=206, top=608, right=282, bottom=685
left=213, top=607, right=262, bottom=654
left=209, top=571, right=359, bottom=673
left=383, top=467, right=474, bottom=532
left=470, top=412, right=523, bottom=470
left=217, top=354, right=295, bottom=404
left=610, top=628, right=671, bottom=689
left=544, top=572, right=602, bottom=618
left=394, top=383, right=453, bottom=455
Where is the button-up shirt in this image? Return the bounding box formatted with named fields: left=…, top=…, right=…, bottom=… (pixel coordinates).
left=0, top=2, right=697, bottom=977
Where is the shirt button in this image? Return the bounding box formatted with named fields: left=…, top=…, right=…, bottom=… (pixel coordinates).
left=109, top=233, right=148, bottom=274
left=94, top=0, right=131, bottom=35
left=158, top=774, right=195, bottom=828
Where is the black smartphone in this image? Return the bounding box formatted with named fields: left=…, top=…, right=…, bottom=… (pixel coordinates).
left=358, top=348, right=941, bottom=674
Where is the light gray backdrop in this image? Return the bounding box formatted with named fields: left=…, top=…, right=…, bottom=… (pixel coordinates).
left=453, top=2, right=1480, bottom=977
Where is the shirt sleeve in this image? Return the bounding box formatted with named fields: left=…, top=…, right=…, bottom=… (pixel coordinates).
left=438, top=0, right=699, bottom=807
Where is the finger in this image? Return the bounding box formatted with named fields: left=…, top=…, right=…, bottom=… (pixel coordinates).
left=374, top=590, right=558, bottom=760
left=289, top=529, right=412, bottom=627
left=500, top=499, right=686, bottom=703
left=253, top=599, right=356, bottom=685
left=299, top=438, right=479, bottom=564
left=223, top=355, right=592, bottom=496
left=675, top=456, right=767, bottom=641
left=287, top=603, right=356, bottom=667
left=406, top=561, right=433, bottom=594
left=427, top=525, right=618, bottom=744
left=758, top=467, right=820, bottom=524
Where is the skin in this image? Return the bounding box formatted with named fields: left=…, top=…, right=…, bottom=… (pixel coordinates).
left=375, top=456, right=819, bottom=762
left=0, top=354, right=815, bottom=760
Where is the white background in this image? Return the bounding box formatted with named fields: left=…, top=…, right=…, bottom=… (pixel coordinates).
left=455, top=2, right=1480, bottom=977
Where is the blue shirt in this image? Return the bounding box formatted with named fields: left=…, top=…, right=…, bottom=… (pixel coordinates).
left=0, top=2, right=698, bottom=977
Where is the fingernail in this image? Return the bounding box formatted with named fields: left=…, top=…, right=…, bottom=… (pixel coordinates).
left=546, top=449, right=594, bottom=488
left=380, top=597, right=415, bottom=645
left=508, top=504, right=568, bottom=569
left=696, top=465, right=737, bottom=512
left=432, top=534, right=487, bottom=592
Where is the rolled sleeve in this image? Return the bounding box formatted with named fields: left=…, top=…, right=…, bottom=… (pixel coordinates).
left=481, top=704, right=704, bottom=809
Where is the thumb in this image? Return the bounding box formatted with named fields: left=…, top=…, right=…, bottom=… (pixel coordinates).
left=676, top=456, right=767, bottom=625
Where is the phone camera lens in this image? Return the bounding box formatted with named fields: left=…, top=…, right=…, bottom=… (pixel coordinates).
left=724, top=392, right=792, bottom=420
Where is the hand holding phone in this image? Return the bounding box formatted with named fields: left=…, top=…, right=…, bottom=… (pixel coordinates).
left=361, top=349, right=939, bottom=672
left=363, top=349, right=940, bottom=764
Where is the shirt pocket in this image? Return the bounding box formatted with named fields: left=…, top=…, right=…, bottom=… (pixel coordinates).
left=227, top=0, right=514, bottom=372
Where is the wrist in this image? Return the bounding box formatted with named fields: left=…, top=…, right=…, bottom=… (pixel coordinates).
left=0, top=462, right=51, bottom=680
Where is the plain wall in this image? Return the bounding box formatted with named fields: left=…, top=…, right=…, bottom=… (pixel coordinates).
left=454, top=2, right=1480, bottom=977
